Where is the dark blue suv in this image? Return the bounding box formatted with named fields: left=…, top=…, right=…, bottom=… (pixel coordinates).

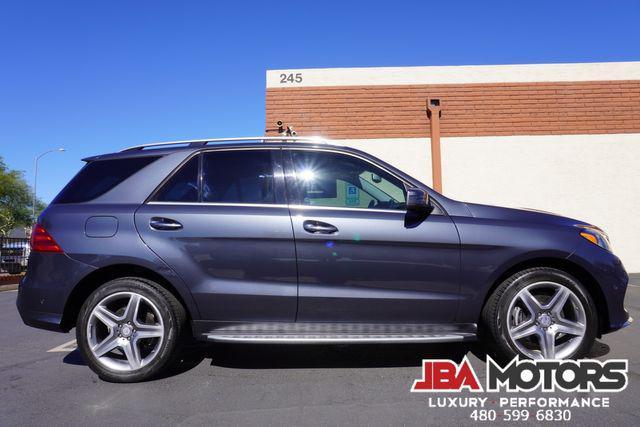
left=17, top=137, right=631, bottom=382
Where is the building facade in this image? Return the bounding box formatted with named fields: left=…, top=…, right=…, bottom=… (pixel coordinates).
left=265, top=62, right=640, bottom=271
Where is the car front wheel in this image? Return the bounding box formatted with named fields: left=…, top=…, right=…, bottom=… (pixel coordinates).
left=76, top=277, right=187, bottom=382
left=481, top=267, right=598, bottom=362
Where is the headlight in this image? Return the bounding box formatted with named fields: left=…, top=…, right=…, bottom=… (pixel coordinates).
left=577, top=225, right=612, bottom=252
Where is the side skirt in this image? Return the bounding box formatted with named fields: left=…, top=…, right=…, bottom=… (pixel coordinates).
left=192, top=321, right=477, bottom=344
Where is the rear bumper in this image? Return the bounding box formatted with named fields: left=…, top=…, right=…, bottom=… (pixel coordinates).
left=16, top=290, right=65, bottom=332
left=16, top=252, right=95, bottom=332
left=567, top=241, right=630, bottom=333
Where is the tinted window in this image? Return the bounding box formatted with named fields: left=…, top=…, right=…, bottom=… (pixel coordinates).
left=202, top=151, right=275, bottom=204
left=290, top=151, right=406, bottom=210
left=54, top=156, right=159, bottom=204
left=153, top=156, right=199, bottom=202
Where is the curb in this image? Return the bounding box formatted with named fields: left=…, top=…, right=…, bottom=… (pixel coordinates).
left=0, top=274, right=22, bottom=291
left=0, top=274, right=24, bottom=285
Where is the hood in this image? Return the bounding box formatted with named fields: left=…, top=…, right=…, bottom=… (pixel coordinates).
left=463, top=202, right=587, bottom=228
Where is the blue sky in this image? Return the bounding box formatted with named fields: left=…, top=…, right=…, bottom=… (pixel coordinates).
left=1, top=0, right=638, bottom=202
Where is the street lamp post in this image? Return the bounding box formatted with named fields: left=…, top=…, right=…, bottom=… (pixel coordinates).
left=33, top=148, right=65, bottom=223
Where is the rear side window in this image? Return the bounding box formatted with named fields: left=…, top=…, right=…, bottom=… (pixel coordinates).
left=202, top=151, right=275, bottom=204
left=54, top=156, right=159, bottom=204
left=153, top=156, right=199, bottom=202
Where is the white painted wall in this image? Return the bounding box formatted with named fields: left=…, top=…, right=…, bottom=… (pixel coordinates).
left=336, top=138, right=433, bottom=184
left=268, top=61, right=640, bottom=88
left=336, top=134, right=640, bottom=272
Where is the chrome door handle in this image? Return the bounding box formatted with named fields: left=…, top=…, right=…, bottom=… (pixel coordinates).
left=303, top=220, right=338, bottom=234
left=149, top=217, right=183, bottom=231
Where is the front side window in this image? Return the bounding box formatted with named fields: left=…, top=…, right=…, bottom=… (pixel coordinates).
left=202, top=150, right=275, bottom=204
left=289, top=150, right=406, bottom=210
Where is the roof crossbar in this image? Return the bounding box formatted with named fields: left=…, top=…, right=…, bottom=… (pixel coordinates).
left=121, top=136, right=328, bottom=152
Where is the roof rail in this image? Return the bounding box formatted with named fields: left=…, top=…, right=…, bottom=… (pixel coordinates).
left=120, top=136, right=329, bottom=152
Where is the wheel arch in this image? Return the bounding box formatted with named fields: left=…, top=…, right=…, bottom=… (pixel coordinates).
left=481, top=257, right=608, bottom=336
left=60, top=263, right=196, bottom=331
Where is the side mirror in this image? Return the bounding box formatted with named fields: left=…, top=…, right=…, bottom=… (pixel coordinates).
left=406, top=188, right=430, bottom=212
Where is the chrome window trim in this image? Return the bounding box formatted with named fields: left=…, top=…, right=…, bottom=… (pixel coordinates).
left=288, top=204, right=406, bottom=214
left=146, top=201, right=406, bottom=214
left=146, top=145, right=443, bottom=215
left=147, top=201, right=288, bottom=209
left=191, top=146, right=411, bottom=212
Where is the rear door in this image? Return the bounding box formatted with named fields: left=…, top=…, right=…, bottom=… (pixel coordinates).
left=135, top=148, right=298, bottom=323
left=284, top=148, right=461, bottom=324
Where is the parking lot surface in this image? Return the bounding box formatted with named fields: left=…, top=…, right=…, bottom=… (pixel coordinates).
left=1, top=276, right=639, bottom=426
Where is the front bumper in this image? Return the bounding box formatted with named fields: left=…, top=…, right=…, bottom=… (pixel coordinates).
left=621, top=314, right=634, bottom=329
left=567, top=240, right=631, bottom=333
left=17, top=252, right=95, bottom=332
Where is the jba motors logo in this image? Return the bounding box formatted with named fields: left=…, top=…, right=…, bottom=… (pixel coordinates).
left=411, top=356, right=628, bottom=393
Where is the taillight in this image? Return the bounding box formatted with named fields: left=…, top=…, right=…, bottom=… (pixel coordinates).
left=30, top=224, right=63, bottom=253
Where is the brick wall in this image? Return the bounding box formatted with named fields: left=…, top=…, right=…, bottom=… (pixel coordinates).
left=265, top=80, right=640, bottom=139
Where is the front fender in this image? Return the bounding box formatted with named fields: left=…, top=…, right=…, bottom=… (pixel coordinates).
left=456, top=248, right=576, bottom=324
left=452, top=214, right=581, bottom=324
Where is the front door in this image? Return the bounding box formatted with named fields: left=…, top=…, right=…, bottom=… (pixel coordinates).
left=284, top=148, right=461, bottom=324
left=135, top=148, right=298, bottom=323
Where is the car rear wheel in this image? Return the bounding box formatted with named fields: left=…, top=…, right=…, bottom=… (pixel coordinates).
left=481, top=267, right=597, bottom=362
left=77, top=277, right=187, bottom=382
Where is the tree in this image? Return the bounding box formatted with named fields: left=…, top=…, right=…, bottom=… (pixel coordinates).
left=0, top=156, right=46, bottom=236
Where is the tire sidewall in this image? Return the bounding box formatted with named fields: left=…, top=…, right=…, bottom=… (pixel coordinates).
left=76, top=278, right=179, bottom=382
left=494, top=269, right=598, bottom=361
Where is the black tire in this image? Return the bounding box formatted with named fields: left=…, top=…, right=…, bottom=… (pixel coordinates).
left=76, top=277, right=187, bottom=383
left=481, top=267, right=598, bottom=363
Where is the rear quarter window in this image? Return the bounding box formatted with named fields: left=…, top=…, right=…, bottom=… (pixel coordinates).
left=53, top=156, right=159, bottom=203
left=152, top=156, right=199, bottom=202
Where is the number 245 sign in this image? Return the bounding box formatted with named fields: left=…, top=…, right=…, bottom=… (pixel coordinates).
left=280, top=73, right=303, bottom=84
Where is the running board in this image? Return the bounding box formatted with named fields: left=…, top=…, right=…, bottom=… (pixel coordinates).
left=206, top=333, right=475, bottom=344
left=194, top=322, right=477, bottom=344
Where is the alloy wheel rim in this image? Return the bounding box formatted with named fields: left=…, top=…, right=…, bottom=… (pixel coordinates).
left=87, top=291, right=165, bottom=372
left=506, top=281, right=587, bottom=360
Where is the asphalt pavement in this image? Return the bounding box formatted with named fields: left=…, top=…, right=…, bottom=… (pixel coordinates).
left=1, top=276, right=639, bottom=426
